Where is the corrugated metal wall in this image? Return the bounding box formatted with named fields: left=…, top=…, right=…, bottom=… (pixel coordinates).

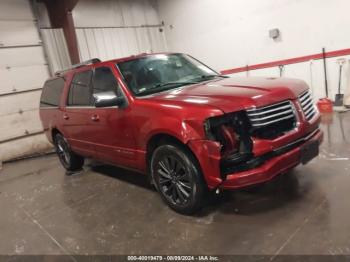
left=40, top=0, right=167, bottom=73
left=76, top=27, right=167, bottom=62
left=0, top=0, right=167, bottom=162
left=0, top=0, right=52, bottom=162
left=41, top=29, right=71, bottom=74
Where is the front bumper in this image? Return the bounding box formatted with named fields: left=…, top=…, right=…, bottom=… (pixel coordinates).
left=220, top=129, right=323, bottom=189
left=220, top=128, right=321, bottom=175
left=188, top=128, right=323, bottom=190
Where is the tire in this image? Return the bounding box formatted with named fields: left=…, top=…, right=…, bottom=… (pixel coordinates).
left=150, top=143, right=207, bottom=215
left=54, top=133, right=84, bottom=173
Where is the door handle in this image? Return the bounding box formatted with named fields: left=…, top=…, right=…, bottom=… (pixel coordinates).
left=91, top=114, right=100, bottom=121
left=63, top=114, right=69, bottom=120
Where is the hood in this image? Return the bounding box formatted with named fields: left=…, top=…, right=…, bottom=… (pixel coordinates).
left=145, top=77, right=309, bottom=113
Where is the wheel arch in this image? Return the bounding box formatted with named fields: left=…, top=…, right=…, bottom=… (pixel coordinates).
left=51, top=128, right=62, bottom=142
left=146, top=133, right=184, bottom=161
left=145, top=133, right=204, bottom=186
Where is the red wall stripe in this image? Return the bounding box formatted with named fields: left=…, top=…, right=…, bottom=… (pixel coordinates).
left=220, top=48, right=350, bottom=75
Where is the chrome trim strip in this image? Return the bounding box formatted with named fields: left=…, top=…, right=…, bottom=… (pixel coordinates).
left=247, top=100, right=296, bottom=128
left=298, top=90, right=316, bottom=121
left=275, top=128, right=320, bottom=152
left=249, top=109, right=293, bottom=121
left=65, top=106, right=95, bottom=109
left=301, top=97, right=312, bottom=106
left=250, top=114, right=294, bottom=127
left=304, top=105, right=314, bottom=115
left=305, top=109, right=315, bottom=119
left=65, top=106, right=119, bottom=109
left=247, top=104, right=291, bottom=116
left=246, top=100, right=290, bottom=111
left=40, top=107, right=59, bottom=109
left=303, top=102, right=314, bottom=112
left=299, top=90, right=309, bottom=97
left=300, top=94, right=311, bottom=102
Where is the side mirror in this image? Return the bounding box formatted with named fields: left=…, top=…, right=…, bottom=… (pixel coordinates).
left=93, top=91, right=124, bottom=108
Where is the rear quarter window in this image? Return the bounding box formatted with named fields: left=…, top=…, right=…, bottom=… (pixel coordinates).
left=40, top=77, right=65, bottom=108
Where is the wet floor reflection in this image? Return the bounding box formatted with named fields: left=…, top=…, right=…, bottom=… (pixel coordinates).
left=321, top=112, right=349, bottom=145
left=86, top=161, right=306, bottom=217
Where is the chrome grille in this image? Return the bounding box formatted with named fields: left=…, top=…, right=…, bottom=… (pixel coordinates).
left=247, top=101, right=295, bottom=128
left=299, top=90, right=316, bottom=121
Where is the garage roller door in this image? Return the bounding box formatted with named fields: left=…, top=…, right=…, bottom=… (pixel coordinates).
left=0, top=0, right=52, bottom=162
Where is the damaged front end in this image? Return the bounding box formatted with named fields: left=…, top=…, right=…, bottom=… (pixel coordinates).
left=197, top=95, right=322, bottom=190
left=203, top=100, right=303, bottom=180
left=203, top=111, right=254, bottom=179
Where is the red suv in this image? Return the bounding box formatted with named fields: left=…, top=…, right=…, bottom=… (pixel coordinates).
left=39, top=53, right=323, bottom=214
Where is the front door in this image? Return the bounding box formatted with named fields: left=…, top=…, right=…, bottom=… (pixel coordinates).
left=88, top=65, right=137, bottom=168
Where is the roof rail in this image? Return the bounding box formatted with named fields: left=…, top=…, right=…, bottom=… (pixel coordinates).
left=55, top=58, right=101, bottom=75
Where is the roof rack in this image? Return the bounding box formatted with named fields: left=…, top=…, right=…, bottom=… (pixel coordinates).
left=55, top=58, right=101, bottom=75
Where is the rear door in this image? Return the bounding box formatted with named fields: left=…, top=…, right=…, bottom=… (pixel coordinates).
left=39, top=77, right=65, bottom=142
left=62, top=69, right=97, bottom=158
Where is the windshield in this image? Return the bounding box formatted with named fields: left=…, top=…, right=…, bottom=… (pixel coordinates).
left=117, top=54, right=219, bottom=96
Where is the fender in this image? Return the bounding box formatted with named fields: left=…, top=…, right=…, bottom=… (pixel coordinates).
left=140, top=116, right=206, bottom=149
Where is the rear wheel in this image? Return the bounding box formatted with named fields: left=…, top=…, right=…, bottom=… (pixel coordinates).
left=151, top=144, right=207, bottom=214
left=54, top=133, right=84, bottom=173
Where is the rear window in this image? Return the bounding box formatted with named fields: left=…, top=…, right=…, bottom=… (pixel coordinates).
left=40, top=77, right=65, bottom=107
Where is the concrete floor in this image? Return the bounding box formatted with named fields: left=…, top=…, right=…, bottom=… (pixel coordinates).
left=0, top=112, right=349, bottom=256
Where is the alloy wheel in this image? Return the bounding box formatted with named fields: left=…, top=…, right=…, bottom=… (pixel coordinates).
left=156, top=155, right=193, bottom=205
left=56, top=137, right=71, bottom=166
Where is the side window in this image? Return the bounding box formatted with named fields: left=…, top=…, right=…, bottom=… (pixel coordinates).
left=92, top=67, right=121, bottom=96
left=68, top=70, right=92, bottom=106
left=40, top=77, right=65, bottom=107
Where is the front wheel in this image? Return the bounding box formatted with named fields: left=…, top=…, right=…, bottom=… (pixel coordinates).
left=54, top=133, right=84, bottom=173
left=151, top=144, right=207, bottom=214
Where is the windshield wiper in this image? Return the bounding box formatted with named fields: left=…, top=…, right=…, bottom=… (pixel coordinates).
left=188, top=74, right=229, bottom=83
left=136, top=81, right=198, bottom=96
left=199, top=74, right=229, bottom=80
left=152, top=81, right=198, bottom=89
